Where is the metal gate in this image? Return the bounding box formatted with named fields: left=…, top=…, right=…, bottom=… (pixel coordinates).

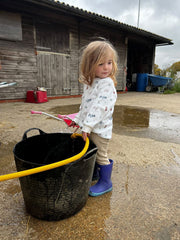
left=37, top=51, right=70, bottom=96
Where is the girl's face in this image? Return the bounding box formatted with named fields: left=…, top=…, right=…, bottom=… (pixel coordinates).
left=95, top=55, right=113, bottom=79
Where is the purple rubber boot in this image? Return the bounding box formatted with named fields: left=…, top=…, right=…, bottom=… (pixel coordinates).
left=89, top=159, right=113, bottom=197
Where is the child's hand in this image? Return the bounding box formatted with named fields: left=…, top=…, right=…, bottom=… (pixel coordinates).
left=82, top=132, right=90, bottom=141
left=69, top=121, right=77, bottom=128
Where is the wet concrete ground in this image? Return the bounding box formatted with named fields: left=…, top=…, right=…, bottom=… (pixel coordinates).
left=0, top=103, right=180, bottom=239
left=51, top=104, right=180, bottom=144
left=113, top=106, right=180, bottom=144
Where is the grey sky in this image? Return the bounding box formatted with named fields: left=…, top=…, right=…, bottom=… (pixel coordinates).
left=60, top=0, right=180, bottom=69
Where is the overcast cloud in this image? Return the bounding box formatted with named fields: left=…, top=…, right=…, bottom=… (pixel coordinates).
left=61, top=0, right=180, bottom=69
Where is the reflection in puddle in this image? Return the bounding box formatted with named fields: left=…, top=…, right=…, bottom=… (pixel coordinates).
left=148, top=110, right=180, bottom=143
left=114, top=107, right=180, bottom=144
left=50, top=104, right=180, bottom=144
left=114, top=105, right=150, bottom=127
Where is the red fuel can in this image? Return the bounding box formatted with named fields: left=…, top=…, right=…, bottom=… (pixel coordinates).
left=26, top=91, right=48, bottom=103
left=36, top=91, right=48, bottom=103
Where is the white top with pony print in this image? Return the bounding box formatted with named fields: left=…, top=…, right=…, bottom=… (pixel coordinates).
left=74, top=77, right=117, bottom=139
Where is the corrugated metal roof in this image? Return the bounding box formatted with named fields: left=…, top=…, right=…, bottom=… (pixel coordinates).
left=25, top=0, right=173, bottom=45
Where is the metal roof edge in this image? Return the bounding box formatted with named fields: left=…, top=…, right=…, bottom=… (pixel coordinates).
left=23, top=0, right=174, bottom=45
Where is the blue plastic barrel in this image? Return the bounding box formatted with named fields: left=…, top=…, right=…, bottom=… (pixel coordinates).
left=136, top=73, right=148, bottom=92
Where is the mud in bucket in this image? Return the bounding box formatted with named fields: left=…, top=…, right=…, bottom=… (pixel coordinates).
left=13, top=128, right=97, bottom=221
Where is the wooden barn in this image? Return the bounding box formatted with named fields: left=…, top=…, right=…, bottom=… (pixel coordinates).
left=0, top=0, right=173, bottom=101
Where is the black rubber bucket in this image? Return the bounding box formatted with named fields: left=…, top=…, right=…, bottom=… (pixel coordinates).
left=13, top=128, right=97, bottom=221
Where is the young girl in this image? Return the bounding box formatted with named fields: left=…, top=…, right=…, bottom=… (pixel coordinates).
left=71, top=40, right=118, bottom=197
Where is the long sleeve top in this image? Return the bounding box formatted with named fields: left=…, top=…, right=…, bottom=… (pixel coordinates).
left=74, top=77, right=117, bottom=139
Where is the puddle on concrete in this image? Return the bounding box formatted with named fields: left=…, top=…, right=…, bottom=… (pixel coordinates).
left=0, top=104, right=180, bottom=239
left=50, top=104, right=180, bottom=144
left=149, top=110, right=180, bottom=144
left=50, top=104, right=80, bottom=116
left=113, top=106, right=180, bottom=144
left=114, top=105, right=150, bottom=127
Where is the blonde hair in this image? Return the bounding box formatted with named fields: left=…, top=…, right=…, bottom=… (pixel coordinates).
left=79, top=40, right=118, bottom=86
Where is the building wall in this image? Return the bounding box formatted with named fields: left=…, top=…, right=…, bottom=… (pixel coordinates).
left=0, top=6, right=153, bottom=100
left=0, top=14, right=37, bottom=100
left=0, top=11, right=81, bottom=100
left=0, top=10, right=127, bottom=100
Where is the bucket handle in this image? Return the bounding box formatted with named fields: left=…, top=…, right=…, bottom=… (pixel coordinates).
left=0, top=133, right=90, bottom=182
left=22, top=128, right=46, bottom=140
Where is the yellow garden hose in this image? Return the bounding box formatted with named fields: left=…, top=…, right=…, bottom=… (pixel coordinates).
left=0, top=133, right=89, bottom=182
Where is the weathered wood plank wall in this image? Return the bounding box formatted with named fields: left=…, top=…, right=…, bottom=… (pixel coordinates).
left=1, top=2, right=155, bottom=101
left=0, top=7, right=128, bottom=101
left=0, top=15, right=37, bottom=100
left=37, top=52, right=71, bottom=95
